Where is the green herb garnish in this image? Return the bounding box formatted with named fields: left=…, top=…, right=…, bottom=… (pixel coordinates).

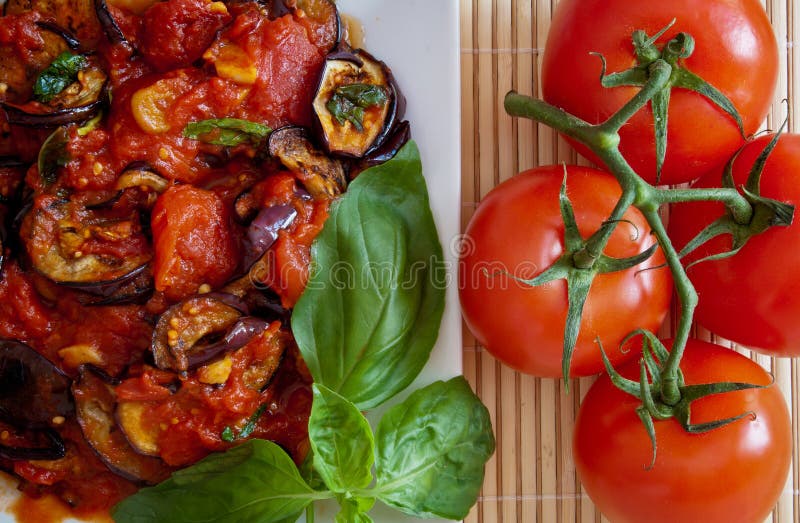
left=220, top=403, right=268, bottom=443
left=34, top=52, right=88, bottom=103
left=326, top=83, right=388, bottom=131
left=183, top=118, right=272, bottom=147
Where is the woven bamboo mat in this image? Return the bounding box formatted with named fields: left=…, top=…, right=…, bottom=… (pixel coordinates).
left=459, top=1, right=800, bottom=522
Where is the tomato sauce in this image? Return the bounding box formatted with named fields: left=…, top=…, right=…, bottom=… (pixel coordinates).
left=0, top=0, right=339, bottom=519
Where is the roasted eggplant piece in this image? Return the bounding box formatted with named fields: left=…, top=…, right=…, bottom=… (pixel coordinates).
left=72, top=263, right=154, bottom=306
left=312, top=47, right=405, bottom=159
left=0, top=13, right=78, bottom=104
left=2, top=57, right=107, bottom=127
left=242, top=204, right=297, bottom=269
left=0, top=341, right=70, bottom=461
left=219, top=276, right=290, bottom=325
left=361, top=119, right=411, bottom=166
left=0, top=340, right=73, bottom=429
left=0, top=427, right=66, bottom=461
left=268, top=126, right=346, bottom=199
left=72, top=366, right=172, bottom=484
left=188, top=316, right=271, bottom=369
left=94, top=0, right=127, bottom=46
left=115, top=163, right=170, bottom=193
left=35, top=20, right=81, bottom=50
left=151, top=295, right=244, bottom=373
left=115, top=401, right=160, bottom=456
left=20, top=196, right=153, bottom=286
left=240, top=329, right=285, bottom=391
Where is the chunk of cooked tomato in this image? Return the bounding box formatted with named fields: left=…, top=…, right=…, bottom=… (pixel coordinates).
left=151, top=185, right=240, bottom=301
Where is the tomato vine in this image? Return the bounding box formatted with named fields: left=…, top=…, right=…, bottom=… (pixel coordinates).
left=503, top=29, right=794, bottom=447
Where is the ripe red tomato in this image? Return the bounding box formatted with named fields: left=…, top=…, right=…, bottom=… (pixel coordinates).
left=458, top=166, right=672, bottom=378
left=669, top=134, right=800, bottom=356
left=151, top=185, right=240, bottom=301
left=541, top=0, right=778, bottom=185
left=574, top=338, right=791, bottom=523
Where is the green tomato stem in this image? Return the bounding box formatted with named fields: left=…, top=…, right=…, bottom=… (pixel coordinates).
left=656, top=187, right=753, bottom=224
left=598, top=60, right=672, bottom=136
left=641, top=209, right=697, bottom=406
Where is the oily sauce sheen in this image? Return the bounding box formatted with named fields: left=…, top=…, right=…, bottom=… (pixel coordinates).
left=0, top=0, right=350, bottom=519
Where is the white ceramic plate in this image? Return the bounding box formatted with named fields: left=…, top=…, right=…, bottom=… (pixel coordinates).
left=0, top=0, right=462, bottom=521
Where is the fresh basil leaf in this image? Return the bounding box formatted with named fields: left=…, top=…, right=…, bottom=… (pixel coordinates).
left=309, top=384, right=374, bottom=492
left=112, top=440, right=321, bottom=523
left=336, top=498, right=375, bottom=523
left=37, top=126, right=70, bottom=186
left=326, top=83, right=388, bottom=131
left=33, top=51, right=88, bottom=103
left=374, top=377, right=495, bottom=520
left=183, top=118, right=272, bottom=147
left=292, top=141, right=445, bottom=410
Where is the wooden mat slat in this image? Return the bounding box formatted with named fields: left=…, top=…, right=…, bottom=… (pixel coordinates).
left=460, top=1, right=800, bottom=522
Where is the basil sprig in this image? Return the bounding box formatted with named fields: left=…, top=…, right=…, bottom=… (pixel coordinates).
left=183, top=118, right=272, bottom=147
left=34, top=51, right=88, bottom=103
left=112, top=378, right=494, bottom=523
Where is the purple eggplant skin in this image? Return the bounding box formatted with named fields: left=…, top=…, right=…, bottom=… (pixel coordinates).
left=359, top=119, right=411, bottom=168
left=151, top=295, right=244, bottom=374
left=185, top=316, right=271, bottom=368
left=2, top=98, right=105, bottom=128
left=312, top=46, right=406, bottom=159
left=35, top=21, right=81, bottom=50
left=94, top=0, right=128, bottom=47
left=72, top=366, right=172, bottom=484
left=0, top=340, right=74, bottom=430
left=242, top=204, right=297, bottom=270
left=71, top=263, right=155, bottom=306
left=0, top=428, right=67, bottom=461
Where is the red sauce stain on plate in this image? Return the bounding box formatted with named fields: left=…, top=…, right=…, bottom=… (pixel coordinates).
left=11, top=492, right=112, bottom=523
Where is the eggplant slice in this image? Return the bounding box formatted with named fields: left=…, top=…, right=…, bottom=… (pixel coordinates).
left=0, top=427, right=66, bottom=461
left=312, top=47, right=405, bottom=159
left=72, top=366, right=172, bottom=484
left=151, top=295, right=245, bottom=373
left=2, top=59, right=107, bottom=128
left=94, top=0, right=127, bottom=47
left=0, top=340, right=73, bottom=429
left=21, top=197, right=153, bottom=286
left=115, top=401, right=160, bottom=457
left=268, top=126, right=346, bottom=199
left=0, top=340, right=71, bottom=463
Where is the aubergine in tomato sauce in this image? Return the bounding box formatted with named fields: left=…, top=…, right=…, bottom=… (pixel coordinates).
left=2, top=57, right=108, bottom=128
left=19, top=196, right=153, bottom=286
left=0, top=0, right=401, bottom=514
left=312, top=46, right=406, bottom=159
left=72, top=366, right=173, bottom=484
left=0, top=340, right=72, bottom=462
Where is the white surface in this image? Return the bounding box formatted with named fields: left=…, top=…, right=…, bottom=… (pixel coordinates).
left=0, top=0, right=462, bottom=521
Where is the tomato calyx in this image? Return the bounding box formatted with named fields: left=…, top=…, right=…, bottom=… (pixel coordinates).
left=502, top=174, right=659, bottom=387
left=678, top=118, right=796, bottom=267
left=600, top=331, right=766, bottom=468
left=593, top=21, right=745, bottom=183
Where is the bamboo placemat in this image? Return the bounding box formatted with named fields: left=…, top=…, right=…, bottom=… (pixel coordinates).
left=459, top=1, right=800, bottom=522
